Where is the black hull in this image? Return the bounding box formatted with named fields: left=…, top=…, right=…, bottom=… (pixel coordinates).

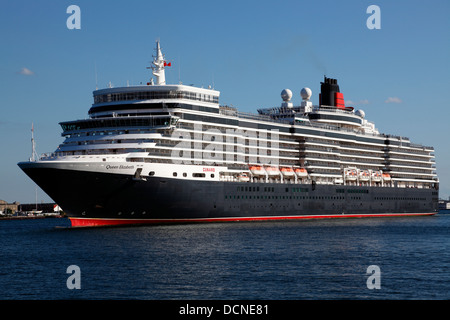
left=18, top=164, right=439, bottom=227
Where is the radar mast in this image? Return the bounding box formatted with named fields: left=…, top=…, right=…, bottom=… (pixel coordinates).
left=149, top=40, right=167, bottom=85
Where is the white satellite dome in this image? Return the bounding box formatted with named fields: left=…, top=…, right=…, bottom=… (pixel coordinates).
left=355, top=109, right=365, bottom=118
left=281, top=89, right=293, bottom=102
left=300, top=87, right=312, bottom=100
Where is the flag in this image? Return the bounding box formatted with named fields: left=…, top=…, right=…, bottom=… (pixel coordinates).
left=164, top=61, right=172, bottom=67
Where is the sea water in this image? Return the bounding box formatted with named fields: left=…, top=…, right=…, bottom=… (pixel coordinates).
left=1, top=213, right=450, bottom=300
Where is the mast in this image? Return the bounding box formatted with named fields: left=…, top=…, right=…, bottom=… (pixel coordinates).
left=30, top=123, right=38, bottom=162
left=149, top=40, right=168, bottom=85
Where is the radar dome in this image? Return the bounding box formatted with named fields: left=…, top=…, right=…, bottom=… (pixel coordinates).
left=281, top=89, right=293, bottom=102
left=355, top=109, right=365, bottom=118
left=300, top=87, right=312, bottom=100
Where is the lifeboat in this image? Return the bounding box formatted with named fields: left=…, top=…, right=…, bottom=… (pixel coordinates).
left=345, top=169, right=357, bottom=181
left=238, top=173, right=250, bottom=182
left=359, top=170, right=370, bottom=181
left=295, top=168, right=308, bottom=177
left=382, top=173, right=391, bottom=181
left=371, top=171, right=382, bottom=182
left=249, top=165, right=265, bottom=176
left=280, top=167, right=295, bottom=177
left=265, top=166, right=280, bottom=177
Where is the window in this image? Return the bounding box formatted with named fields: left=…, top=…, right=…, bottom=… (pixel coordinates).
left=173, top=172, right=177, bottom=177
left=193, top=173, right=206, bottom=178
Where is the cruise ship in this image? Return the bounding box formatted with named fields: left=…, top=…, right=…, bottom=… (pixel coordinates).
left=18, top=41, right=439, bottom=227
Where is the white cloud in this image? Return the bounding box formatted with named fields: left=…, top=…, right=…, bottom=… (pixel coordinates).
left=359, top=99, right=369, bottom=105
left=345, top=99, right=369, bottom=106
left=385, top=97, right=402, bottom=104
left=18, top=67, right=35, bottom=76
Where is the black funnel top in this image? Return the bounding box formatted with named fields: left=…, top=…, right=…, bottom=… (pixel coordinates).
left=320, top=76, right=340, bottom=107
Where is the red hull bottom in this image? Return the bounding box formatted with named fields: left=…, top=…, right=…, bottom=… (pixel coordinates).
left=69, top=212, right=437, bottom=227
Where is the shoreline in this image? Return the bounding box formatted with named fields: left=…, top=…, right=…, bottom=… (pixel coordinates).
left=0, top=215, right=65, bottom=221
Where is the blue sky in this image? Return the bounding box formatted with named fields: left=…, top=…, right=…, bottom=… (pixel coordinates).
left=1, top=0, right=449, bottom=203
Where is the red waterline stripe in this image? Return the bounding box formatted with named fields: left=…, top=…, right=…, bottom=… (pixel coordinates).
left=69, top=212, right=437, bottom=227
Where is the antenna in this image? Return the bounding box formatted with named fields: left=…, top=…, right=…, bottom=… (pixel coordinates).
left=30, top=123, right=39, bottom=162
left=95, top=61, right=98, bottom=90
left=178, top=54, right=182, bottom=84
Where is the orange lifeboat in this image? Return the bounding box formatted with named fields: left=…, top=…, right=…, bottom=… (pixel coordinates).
left=280, top=167, right=295, bottom=177
left=382, top=173, right=391, bottom=181
left=249, top=165, right=265, bottom=176
left=265, top=166, right=280, bottom=177
left=295, top=168, right=308, bottom=177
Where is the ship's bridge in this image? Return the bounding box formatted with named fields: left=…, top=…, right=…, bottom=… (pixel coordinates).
left=89, top=85, right=220, bottom=118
